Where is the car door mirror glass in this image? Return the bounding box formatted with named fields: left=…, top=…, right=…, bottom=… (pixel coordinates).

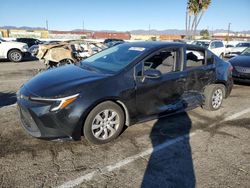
left=144, top=69, right=162, bottom=79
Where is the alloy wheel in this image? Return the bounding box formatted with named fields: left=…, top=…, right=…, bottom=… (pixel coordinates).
left=91, top=109, right=120, bottom=140
left=10, top=52, right=22, bottom=61
left=212, top=89, right=223, bottom=109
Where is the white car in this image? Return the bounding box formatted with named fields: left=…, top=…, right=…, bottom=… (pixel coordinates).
left=192, top=40, right=225, bottom=58
left=224, top=42, right=250, bottom=58
left=0, top=38, right=29, bottom=62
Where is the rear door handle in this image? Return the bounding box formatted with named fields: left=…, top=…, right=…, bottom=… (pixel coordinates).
left=177, top=77, right=187, bottom=82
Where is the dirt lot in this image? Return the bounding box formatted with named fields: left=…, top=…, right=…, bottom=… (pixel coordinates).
left=0, top=60, right=249, bottom=188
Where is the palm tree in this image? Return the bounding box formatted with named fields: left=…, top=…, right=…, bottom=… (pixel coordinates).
left=185, top=0, right=211, bottom=39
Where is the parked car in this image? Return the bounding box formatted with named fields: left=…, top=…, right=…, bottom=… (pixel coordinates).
left=224, top=42, right=250, bottom=58
left=103, top=38, right=124, bottom=44
left=192, top=40, right=225, bottom=58
left=0, top=38, right=29, bottom=62
left=33, top=40, right=106, bottom=69
left=15, top=38, right=43, bottom=48
left=229, top=47, right=250, bottom=83
left=105, top=40, right=125, bottom=48
left=28, top=40, right=61, bottom=56
left=17, top=42, right=233, bottom=144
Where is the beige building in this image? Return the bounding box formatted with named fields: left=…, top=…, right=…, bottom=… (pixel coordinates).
left=0, top=29, right=49, bottom=38
left=131, top=34, right=160, bottom=41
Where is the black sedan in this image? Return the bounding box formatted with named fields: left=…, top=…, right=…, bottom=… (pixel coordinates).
left=17, top=42, right=233, bottom=144
left=229, top=47, right=250, bottom=83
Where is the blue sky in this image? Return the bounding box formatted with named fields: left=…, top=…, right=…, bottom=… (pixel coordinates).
left=1, top=0, right=249, bottom=31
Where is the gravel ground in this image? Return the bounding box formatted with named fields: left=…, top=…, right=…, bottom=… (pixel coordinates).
left=0, top=60, right=249, bottom=188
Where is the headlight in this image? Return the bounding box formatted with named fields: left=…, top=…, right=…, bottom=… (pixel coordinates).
left=22, top=45, right=29, bottom=51
left=30, top=94, right=79, bottom=112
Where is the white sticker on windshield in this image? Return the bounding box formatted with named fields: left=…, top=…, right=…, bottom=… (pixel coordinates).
left=128, top=47, right=145, bottom=51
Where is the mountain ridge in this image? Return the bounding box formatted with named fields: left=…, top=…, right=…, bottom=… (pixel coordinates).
left=1, top=26, right=250, bottom=35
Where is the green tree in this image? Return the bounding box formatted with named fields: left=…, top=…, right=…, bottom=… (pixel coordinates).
left=200, top=29, right=209, bottom=39
left=185, top=0, right=211, bottom=39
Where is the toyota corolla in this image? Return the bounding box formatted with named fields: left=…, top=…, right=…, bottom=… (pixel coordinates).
left=17, top=42, right=233, bottom=144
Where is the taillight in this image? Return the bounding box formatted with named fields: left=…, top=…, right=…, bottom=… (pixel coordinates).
left=229, top=66, right=233, bottom=72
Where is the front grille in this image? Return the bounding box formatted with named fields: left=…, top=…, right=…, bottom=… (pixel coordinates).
left=235, top=66, right=250, bottom=74
left=18, top=105, right=41, bottom=137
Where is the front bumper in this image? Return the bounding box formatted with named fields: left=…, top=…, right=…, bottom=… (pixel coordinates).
left=232, top=71, right=250, bottom=83
left=233, top=76, right=250, bottom=83
left=17, top=91, right=84, bottom=140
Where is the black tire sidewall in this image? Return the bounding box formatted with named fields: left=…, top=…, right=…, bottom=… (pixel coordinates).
left=83, top=101, right=125, bottom=144
left=204, top=84, right=225, bottom=111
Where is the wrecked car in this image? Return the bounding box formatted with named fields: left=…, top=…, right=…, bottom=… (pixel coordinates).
left=17, top=42, right=233, bottom=144
left=34, top=40, right=106, bottom=68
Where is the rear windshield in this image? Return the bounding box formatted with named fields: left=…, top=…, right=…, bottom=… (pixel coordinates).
left=241, top=47, right=250, bottom=56
left=192, top=41, right=209, bottom=48
left=236, top=43, right=250, bottom=47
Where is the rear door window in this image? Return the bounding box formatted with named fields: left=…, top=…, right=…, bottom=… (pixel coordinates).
left=186, top=49, right=205, bottom=68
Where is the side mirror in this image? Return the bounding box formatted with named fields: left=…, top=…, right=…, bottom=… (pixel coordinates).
left=144, top=69, right=162, bottom=79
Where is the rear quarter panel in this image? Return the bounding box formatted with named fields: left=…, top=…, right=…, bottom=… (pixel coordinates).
left=215, top=56, right=233, bottom=97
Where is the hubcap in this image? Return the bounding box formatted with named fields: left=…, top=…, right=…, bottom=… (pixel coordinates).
left=212, top=89, right=223, bottom=109
left=91, top=109, right=120, bottom=140
left=11, top=52, right=21, bottom=61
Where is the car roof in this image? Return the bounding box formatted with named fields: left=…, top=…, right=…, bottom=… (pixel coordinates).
left=17, top=38, right=38, bottom=40
left=195, top=40, right=211, bottom=42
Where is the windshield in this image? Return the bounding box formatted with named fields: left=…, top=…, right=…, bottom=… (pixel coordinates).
left=192, top=41, right=209, bottom=48
left=241, top=47, right=250, bottom=56
left=80, top=44, right=147, bottom=73
left=236, top=43, right=250, bottom=47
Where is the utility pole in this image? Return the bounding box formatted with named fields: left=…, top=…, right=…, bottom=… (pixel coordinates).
left=227, top=22, right=231, bottom=43
left=82, top=19, right=84, bottom=33
left=46, top=19, right=49, bottom=31
left=211, top=27, right=213, bottom=39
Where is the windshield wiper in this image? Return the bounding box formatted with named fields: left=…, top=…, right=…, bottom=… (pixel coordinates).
left=80, top=63, right=101, bottom=73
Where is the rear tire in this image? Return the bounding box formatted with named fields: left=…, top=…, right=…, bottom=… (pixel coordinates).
left=202, top=84, right=225, bottom=111
left=83, top=101, right=125, bottom=144
left=8, top=49, right=23, bottom=62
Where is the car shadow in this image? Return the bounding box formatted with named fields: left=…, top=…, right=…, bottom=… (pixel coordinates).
left=0, top=92, right=17, bottom=108
left=0, top=56, right=38, bottom=63
left=234, top=81, right=250, bottom=86
left=141, top=112, right=195, bottom=188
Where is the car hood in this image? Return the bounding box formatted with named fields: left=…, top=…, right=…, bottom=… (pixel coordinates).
left=3, top=41, right=27, bottom=47
left=22, top=64, right=109, bottom=97
left=229, top=55, right=250, bottom=67
left=230, top=47, right=247, bottom=53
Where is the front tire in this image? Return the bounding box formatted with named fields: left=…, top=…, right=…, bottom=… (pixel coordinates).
left=202, top=84, right=225, bottom=111
left=8, top=49, right=23, bottom=62
left=83, top=101, right=125, bottom=144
